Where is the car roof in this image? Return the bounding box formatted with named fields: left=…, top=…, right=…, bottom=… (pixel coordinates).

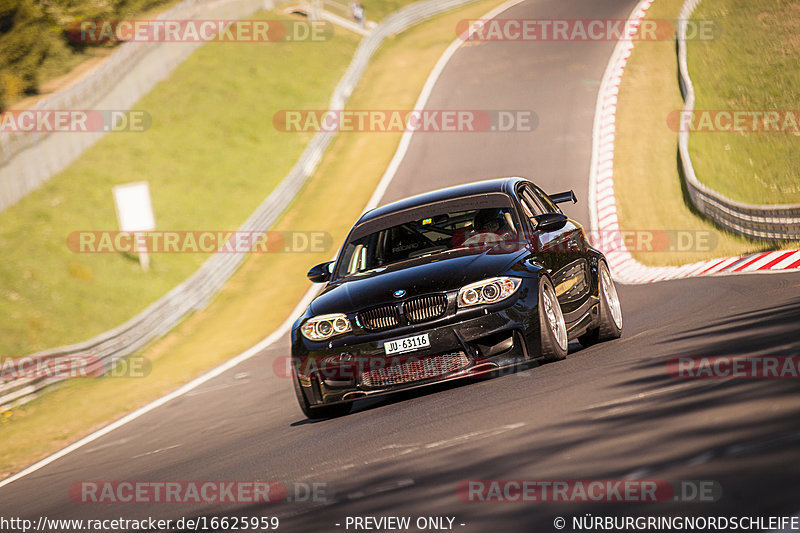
left=359, top=177, right=528, bottom=224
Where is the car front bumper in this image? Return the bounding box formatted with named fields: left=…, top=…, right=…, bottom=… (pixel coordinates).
left=291, top=283, right=541, bottom=407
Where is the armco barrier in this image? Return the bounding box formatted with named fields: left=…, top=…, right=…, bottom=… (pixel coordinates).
left=0, top=0, right=482, bottom=409
left=589, top=0, right=800, bottom=285
left=0, top=0, right=277, bottom=213
left=677, top=0, right=800, bottom=240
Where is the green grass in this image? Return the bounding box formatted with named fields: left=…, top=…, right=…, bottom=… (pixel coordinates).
left=359, top=0, right=415, bottom=21
left=687, top=0, right=800, bottom=204
left=0, top=12, right=361, bottom=357
left=1, top=3, right=434, bottom=358
left=612, top=0, right=780, bottom=267
left=0, top=0, right=506, bottom=478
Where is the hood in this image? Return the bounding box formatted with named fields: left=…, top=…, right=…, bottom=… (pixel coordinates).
left=307, top=247, right=526, bottom=316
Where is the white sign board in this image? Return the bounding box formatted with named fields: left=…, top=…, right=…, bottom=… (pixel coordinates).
left=113, top=181, right=155, bottom=233
left=112, top=181, right=155, bottom=271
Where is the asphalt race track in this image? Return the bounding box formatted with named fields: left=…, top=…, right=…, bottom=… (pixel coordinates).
left=2, top=0, right=799, bottom=531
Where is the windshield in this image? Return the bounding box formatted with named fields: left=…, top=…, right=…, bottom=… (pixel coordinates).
left=336, top=196, right=519, bottom=278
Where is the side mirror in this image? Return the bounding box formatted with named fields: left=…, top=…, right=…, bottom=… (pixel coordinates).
left=548, top=190, right=577, bottom=204
left=307, top=261, right=333, bottom=283
left=534, top=213, right=568, bottom=233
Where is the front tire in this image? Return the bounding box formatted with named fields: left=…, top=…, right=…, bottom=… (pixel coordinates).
left=538, top=276, right=568, bottom=361
left=292, top=371, right=352, bottom=419
left=579, top=260, right=622, bottom=347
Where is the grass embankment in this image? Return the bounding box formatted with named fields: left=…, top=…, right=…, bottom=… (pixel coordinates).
left=0, top=12, right=360, bottom=357
left=612, top=0, right=783, bottom=267
left=0, top=0, right=506, bottom=480
left=688, top=0, right=800, bottom=204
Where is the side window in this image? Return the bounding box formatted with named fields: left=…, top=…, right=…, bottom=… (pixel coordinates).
left=347, top=244, right=366, bottom=274
left=520, top=187, right=546, bottom=217
left=531, top=187, right=560, bottom=214
left=519, top=197, right=534, bottom=219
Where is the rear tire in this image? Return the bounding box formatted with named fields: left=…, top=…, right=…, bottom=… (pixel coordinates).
left=538, top=276, right=568, bottom=361
left=292, top=371, right=352, bottom=419
left=579, top=261, right=622, bottom=347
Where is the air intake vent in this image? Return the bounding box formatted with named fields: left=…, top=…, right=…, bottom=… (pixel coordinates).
left=359, top=304, right=400, bottom=331
left=359, top=351, right=470, bottom=388
left=405, top=294, right=448, bottom=323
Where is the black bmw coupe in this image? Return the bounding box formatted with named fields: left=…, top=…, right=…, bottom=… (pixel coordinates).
left=290, top=177, right=622, bottom=418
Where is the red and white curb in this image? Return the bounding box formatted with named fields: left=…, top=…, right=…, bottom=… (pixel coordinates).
left=587, top=0, right=800, bottom=284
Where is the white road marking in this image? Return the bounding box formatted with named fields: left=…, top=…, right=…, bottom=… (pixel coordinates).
left=346, top=478, right=415, bottom=501
left=184, top=378, right=252, bottom=397
left=425, top=422, right=525, bottom=449
left=297, top=423, right=526, bottom=481
left=624, top=467, right=652, bottom=480
left=621, top=428, right=800, bottom=482
left=687, top=451, right=714, bottom=466
left=81, top=438, right=130, bottom=455
left=363, top=422, right=526, bottom=464
left=0, top=287, right=318, bottom=489
left=586, top=380, right=726, bottom=411
left=0, top=0, right=564, bottom=491
left=131, top=444, right=181, bottom=460
left=724, top=430, right=800, bottom=457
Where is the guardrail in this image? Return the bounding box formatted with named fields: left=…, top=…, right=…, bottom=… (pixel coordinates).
left=677, top=0, right=800, bottom=241
left=292, top=0, right=373, bottom=35
left=0, top=0, right=277, bottom=214
left=0, top=0, right=481, bottom=409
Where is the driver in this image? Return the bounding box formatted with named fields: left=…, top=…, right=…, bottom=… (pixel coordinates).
left=472, top=208, right=508, bottom=233
left=463, top=209, right=515, bottom=247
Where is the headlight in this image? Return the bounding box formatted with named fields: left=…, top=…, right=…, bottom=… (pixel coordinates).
left=457, top=277, right=521, bottom=307
left=301, top=313, right=352, bottom=341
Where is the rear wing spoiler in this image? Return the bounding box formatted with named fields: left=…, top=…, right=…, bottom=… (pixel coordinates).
left=548, top=190, right=577, bottom=204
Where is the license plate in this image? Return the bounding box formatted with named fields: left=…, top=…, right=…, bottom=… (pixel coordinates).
left=384, top=333, right=430, bottom=355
